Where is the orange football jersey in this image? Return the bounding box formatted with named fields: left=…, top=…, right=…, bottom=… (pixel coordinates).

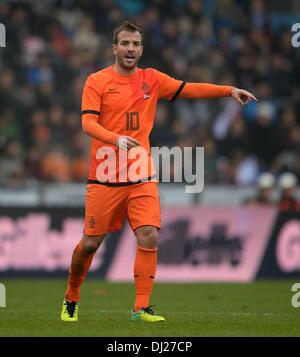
left=81, top=65, right=183, bottom=183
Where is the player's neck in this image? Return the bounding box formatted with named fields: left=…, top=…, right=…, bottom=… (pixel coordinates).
left=113, top=62, right=137, bottom=76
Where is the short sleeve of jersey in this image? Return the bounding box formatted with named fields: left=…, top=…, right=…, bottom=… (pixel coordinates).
left=81, top=74, right=101, bottom=114
left=155, top=70, right=184, bottom=101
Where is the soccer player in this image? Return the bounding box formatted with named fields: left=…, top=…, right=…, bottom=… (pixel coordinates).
left=61, top=20, right=256, bottom=322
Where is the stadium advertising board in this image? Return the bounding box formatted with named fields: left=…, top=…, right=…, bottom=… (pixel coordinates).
left=257, top=211, right=300, bottom=278
left=107, top=207, right=277, bottom=282
left=0, top=207, right=299, bottom=280
left=0, top=207, right=119, bottom=277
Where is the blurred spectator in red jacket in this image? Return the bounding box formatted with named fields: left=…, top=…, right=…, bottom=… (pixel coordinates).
left=277, top=172, right=300, bottom=211
left=244, top=172, right=275, bottom=206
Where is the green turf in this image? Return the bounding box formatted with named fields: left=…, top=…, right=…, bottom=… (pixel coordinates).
left=0, top=279, right=299, bottom=336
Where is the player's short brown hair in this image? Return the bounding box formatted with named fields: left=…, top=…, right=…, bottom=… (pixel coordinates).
left=113, top=20, right=143, bottom=45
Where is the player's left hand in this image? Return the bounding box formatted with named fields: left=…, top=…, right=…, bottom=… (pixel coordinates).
left=231, top=88, right=257, bottom=106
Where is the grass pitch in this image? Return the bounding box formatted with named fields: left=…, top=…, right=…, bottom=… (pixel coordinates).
left=0, top=279, right=299, bottom=336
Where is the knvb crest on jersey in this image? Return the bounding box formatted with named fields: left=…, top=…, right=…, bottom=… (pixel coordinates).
left=142, top=82, right=150, bottom=99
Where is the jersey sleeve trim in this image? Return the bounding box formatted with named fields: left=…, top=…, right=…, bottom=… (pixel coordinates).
left=170, top=81, right=186, bottom=102
left=81, top=110, right=100, bottom=115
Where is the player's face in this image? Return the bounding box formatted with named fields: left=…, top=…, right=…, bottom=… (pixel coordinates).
left=113, top=31, right=143, bottom=70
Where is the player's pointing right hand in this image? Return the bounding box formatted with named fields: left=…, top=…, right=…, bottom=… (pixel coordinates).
left=116, top=136, right=141, bottom=151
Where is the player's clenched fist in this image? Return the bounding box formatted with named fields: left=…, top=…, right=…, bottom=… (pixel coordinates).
left=116, top=136, right=141, bottom=150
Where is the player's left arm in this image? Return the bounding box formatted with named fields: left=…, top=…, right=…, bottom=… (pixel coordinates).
left=179, top=82, right=257, bottom=106
left=155, top=70, right=257, bottom=106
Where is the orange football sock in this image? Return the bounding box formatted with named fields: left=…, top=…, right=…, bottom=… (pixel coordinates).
left=65, top=241, right=94, bottom=302
left=134, top=246, right=158, bottom=312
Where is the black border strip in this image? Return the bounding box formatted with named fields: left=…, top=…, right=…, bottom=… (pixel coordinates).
left=0, top=337, right=296, bottom=353
left=81, top=110, right=100, bottom=115
left=87, top=176, right=156, bottom=187
left=170, top=81, right=186, bottom=102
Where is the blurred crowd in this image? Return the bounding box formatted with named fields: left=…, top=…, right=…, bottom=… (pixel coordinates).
left=0, top=0, right=300, bottom=188
left=244, top=171, right=300, bottom=210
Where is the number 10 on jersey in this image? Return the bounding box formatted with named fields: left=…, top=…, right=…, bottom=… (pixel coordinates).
left=126, top=112, right=140, bottom=131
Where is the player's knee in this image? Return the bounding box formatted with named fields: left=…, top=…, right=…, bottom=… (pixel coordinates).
left=136, top=226, right=159, bottom=249
left=82, top=235, right=103, bottom=254
left=82, top=240, right=98, bottom=254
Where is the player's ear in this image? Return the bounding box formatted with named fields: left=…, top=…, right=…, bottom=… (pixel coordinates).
left=140, top=45, right=143, bottom=57
left=112, top=44, right=117, bottom=55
